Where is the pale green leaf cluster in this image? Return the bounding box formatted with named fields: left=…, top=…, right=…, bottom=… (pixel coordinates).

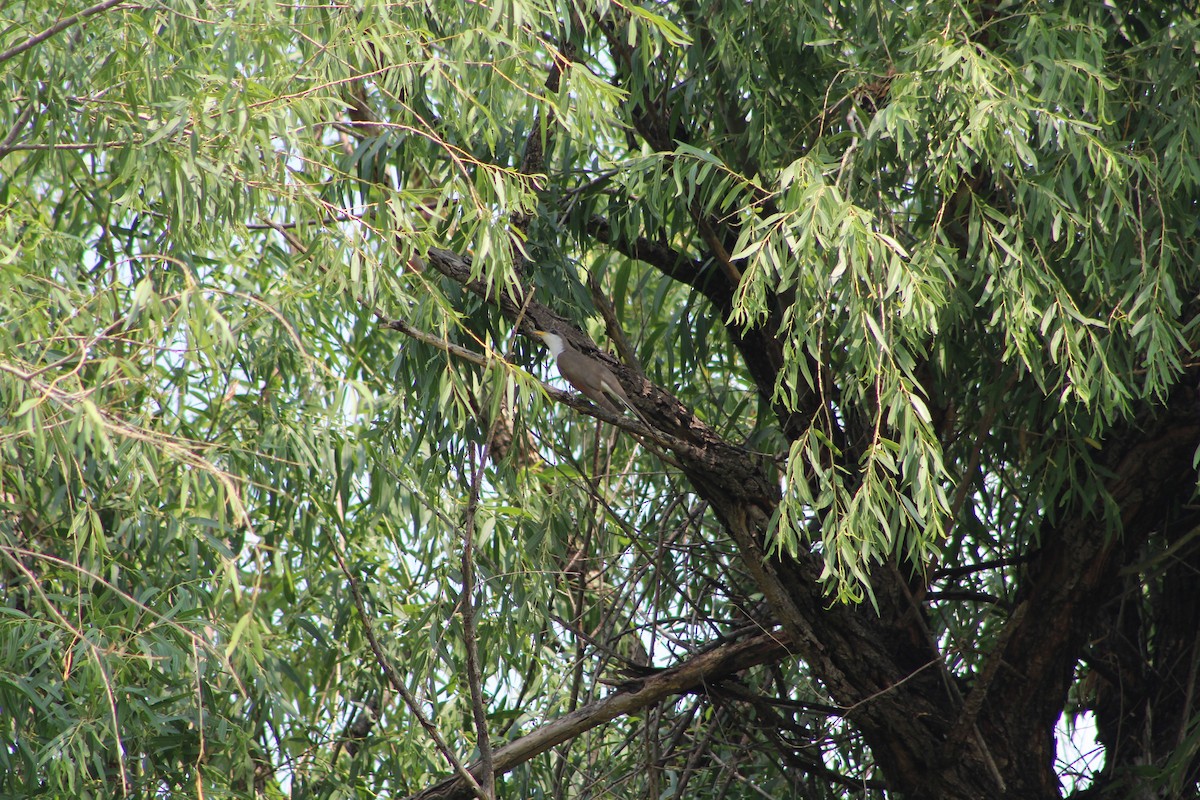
left=715, top=6, right=1200, bottom=597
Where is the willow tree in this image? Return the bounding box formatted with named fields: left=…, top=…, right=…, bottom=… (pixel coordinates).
left=3, top=1, right=1199, bottom=798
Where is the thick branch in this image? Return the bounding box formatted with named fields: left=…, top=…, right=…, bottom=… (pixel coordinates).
left=421, top=247, right=757, bottom=466
left=406, top=629, right=795, bottom=800
left=585, top=215, right=723, bottom=306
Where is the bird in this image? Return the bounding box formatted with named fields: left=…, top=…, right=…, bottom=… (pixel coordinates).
left=533, top=330, right=644, bottom=421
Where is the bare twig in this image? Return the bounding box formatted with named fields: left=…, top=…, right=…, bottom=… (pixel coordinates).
left=459, top=444, right=494, bottom=799
left=380, top=317, right=491, bottom=368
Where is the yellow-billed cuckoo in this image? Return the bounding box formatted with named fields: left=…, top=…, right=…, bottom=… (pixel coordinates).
left=533, top=330, right=643, bottom=420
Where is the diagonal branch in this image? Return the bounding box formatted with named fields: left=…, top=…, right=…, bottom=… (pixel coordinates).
left=419, top=246, right=759, bottom=469
left=406, top=628, right=795, bottom=800
left=333, top=538, right=489, bottom=800
left=585, top=214, right=724, bottom=306
left=0, top=0, right=128, bottom=66
left=0, top=104, right=34, bottom=161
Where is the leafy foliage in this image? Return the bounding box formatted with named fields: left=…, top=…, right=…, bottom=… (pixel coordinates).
left=3, top=1, right=1199, bottom=798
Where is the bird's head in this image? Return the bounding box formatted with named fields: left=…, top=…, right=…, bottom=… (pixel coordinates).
left=533, top=330, right=566, bottom=356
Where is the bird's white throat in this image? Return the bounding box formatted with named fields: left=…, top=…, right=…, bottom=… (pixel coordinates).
left=538, top=331, right=566, bottom=356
